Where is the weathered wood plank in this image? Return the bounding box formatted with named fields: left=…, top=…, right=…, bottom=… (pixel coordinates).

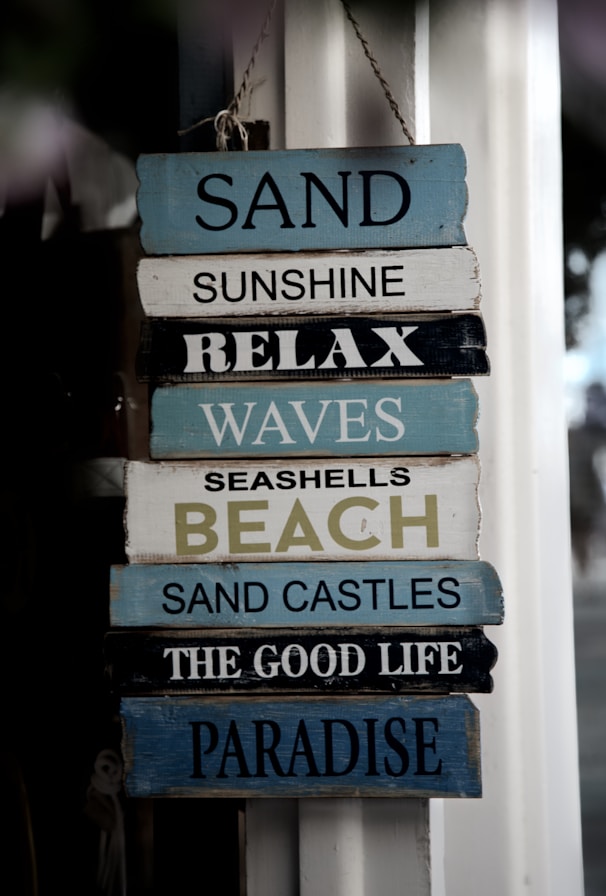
left=109, top=560, right=504, bottom=628
left=123, top=457, right=481, bottom=564
left=105, top=626, right=497, bottom=696
left=136, top=313, right=489, bottom=383
left=136, top=247, right=481, bottom=318
left=136, top=145, right=468, bottom=255
left=120, top=694, right=481, bottom=797
left=149, top=378, right=479, bottom=459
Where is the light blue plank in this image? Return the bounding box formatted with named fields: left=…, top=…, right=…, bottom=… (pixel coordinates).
left=136, top=145, right=467, bottom=255
left=110, top=560, right=504, bottom=628
left=120, top=694, right=481, bottom=797
left=149, top=379, right=478, bottom=458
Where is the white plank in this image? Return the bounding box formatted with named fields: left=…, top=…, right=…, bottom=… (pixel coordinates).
left=124, top=457, right=480, bottom=563
left=136, top=247, right=481, bottom=318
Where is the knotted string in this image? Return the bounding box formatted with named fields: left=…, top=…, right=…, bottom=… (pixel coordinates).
left=87, top=749, right=127, bottom=896
left=178, top=0, right=278, bottom=149
left=340, top=0, right=415, bottom=145
left=179, top=0, right=413, bottom=149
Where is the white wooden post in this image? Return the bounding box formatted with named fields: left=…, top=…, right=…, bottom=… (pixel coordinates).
left=235, top=0, right=584, bottom=893
left=429, top=0, right=585, bottom=894
left=237, top=1, right=432, bottom=894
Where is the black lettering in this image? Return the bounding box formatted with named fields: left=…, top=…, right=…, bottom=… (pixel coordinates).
left=283, top=581, right=308, bottom=612
left=388, top=578, right=408, bottom=610
left=309, top=267, right=335, bottom=299
left=187, top=583, right=214, bottom=613
left=217, top=720, right=251, bottom=778
left=360, top=170, right=411, bottom=226
left=193, top=272, right=217, bottom=303
left=351, top=266, right=376, bottom=297
left=242, top=172, right=296, bottom=230
left=190, top=721, right=218, bottom=778
left=221, top=270, right=247, bottom=302
left=276, top=470, right=297, bottom=489
left=281, top=269, right=306, bottom=300
left=287, top=720, right=321, bottom=776
left=250, top=471, right=275, bottom=491
left=254, top=720, right=286, bottom=777
left=244, top=582, right=268, bottom=613
left=338, top=579, right=362, bottom=611
left=368, top=468, right=389, bottom=487
left=322, top=719, right=359, bottom=776
left=383, top=717, right=409, bottom=777
left=216, top=583, right=239, bottom=613
left=411, top=578, right=433, bottom=609
left=252, top=269, right=277, bottom=302
left=227, top=471, right=249, bottom=491
left=381, top=265, right=406, bottom=296
left=437, top=577, right=461, bottom=608
left=196, top=174, right=238, bottom=231
left=302, top=171, right=350, bottom=228
left=362, top=579, right=385, bottom=610
left=347, top=468, right=367, bottom=487
left=364, top=718, right=380, bottom=776
left=204, top=471, right=225, bottom=492
left=309, top=580, right=338, bottom=612
left=162, top=582, right=186, bottom=614
left=389, top=467, right=411, bottom=486
left=299, top=469, right=322, bottom=488
left=414, top=718, right=442, bottom=775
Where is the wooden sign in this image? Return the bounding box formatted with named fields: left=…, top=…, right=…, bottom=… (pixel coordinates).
left=124, top=457, right=480, bottom=564
left=105, top=626, right=497, bottom=696
left=149, top=378, right=479, bottom=459
left=120, top=694, right=481, bottom=798
left=136, top=313, right=489, bottom=383
left=109, top=560, right=504, bottom=628
left=136, top=247, right=481, bottom=318
left=136, top=144, right=468, bottom=255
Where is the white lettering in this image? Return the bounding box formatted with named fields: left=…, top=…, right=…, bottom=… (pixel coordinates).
left=198, top=402, right=256, bottom=446
left=370, top=326, right=423, bottom=367
left=183, top=333, right=230, bottom=373
left=252, top=401, right=296, bottom=445
left=335, top=399, right=371, bottom=442
left=318, top=328, right=367, bottom=369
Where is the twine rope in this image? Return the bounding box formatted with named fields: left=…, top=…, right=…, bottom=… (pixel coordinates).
left=340, top=0, right=415, bottom=145
left=178, top=0, right=278, bottom=149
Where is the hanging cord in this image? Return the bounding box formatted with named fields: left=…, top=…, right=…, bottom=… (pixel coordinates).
left=85, top=749, right=127, bottom=896
left=178, top=0, right=278, bottom=149
left=340, top=0, right=415, bottom=145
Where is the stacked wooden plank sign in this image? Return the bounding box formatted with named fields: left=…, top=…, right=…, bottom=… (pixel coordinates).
left=107, top=144, right=503, bottom=798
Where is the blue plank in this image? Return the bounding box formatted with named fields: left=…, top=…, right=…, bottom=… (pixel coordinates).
left=120, top=694, right=481, bottom=797
left=136, top=145, right=468, bottom=255
left=109, top=560, right=504, bottom=628
left=149, top=379, right=479, bottom=458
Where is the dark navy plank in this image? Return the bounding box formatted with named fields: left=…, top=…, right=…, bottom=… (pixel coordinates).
left=136, top=313, right=489, bottom=383
left=149, top=379, right=479, bottom=459
left=109, top=560, right=504, bottom=628
left=120, top=694, right=481, bottom=797
left=136, top=145, right=468, bottom=255
left=105, top=626, right=497, bottom=696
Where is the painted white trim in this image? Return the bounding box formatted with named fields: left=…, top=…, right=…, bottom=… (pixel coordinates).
left=429, top=0, right=584, bottom=893
left=242, top=1, right=432, bottom=893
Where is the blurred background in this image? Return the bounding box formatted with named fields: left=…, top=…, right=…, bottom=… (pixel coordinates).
left=560, top=3, right=606, bottom=894
left=0, top=1, right=605, bottom=894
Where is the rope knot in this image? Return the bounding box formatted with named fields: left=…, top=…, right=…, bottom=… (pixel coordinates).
left=214, top=109, right=249, bottom=152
